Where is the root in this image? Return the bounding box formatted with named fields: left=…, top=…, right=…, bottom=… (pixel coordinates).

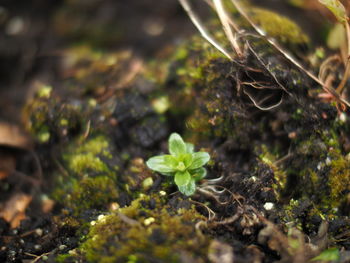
left=190, top=199, right=217, bottom=221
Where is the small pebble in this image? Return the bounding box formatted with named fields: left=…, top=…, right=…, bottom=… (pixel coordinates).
left=339, top=113, right=347, bottom=123
left=97, top=215, right=105, bottom=221
left=109, top=202, right=120, bottom=211
left=144, top=217, right=155, bottom=226
left=263, top=202, right=274, bottom=211
left=59, top=245, right=67, bottom=250
left=34, top=245, right=41, bottom=250
left=35, top=228, right=43, bottom=236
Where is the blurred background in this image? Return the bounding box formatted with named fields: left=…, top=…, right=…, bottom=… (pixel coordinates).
left=0, top=0, right=347, bottom=123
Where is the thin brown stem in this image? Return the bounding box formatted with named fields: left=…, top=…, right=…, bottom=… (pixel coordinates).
left=212, top=0, right=243, bottom=58
left=178, top=0, right=234, bottom=60
left=336, top=22, right=350, bottom=94
left=229, top=0, right=350, bottom=108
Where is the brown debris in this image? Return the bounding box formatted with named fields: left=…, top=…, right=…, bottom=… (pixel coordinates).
left=0, top=122, right=32, bottom=149
left=0, top=193, right=32, bottom=228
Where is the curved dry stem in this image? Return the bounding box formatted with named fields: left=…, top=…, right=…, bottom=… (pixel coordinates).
left=336, top=22, right=350, bottom=94
left=190, top=199, right=217, bottom=221
left=195, top=220, right=209, bottom=238
left=201, top=185, right=226, bottom=194
left=208, top=206, right=243, bottom=227
left=212, top=0, right=243, bottom=58
left=318, top=55, right=341, bottom=82
left=178, top=0, right=234, bottom=60
left=230, top=0, right=350, bottom=108
left=197, top=187, right=230, bottom=205
left=243, top=88, right=284, bottom=111
left=203, top=175, right=225, bottom=184
left=200, top=184, right=244, bottom=206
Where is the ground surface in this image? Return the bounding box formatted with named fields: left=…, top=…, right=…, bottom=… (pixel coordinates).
left=0, top=1, right=350, bottom=263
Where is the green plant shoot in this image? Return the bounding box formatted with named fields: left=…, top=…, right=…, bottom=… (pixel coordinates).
left=146, top=133, right=210, bottom=196
left=319, top=0, right=348, bottom=23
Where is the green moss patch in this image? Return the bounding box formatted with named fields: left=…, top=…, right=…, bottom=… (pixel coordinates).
left=67, top=195, right=212, bottom=263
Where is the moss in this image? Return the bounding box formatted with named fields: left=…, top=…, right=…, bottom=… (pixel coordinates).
left=52, top=173, right=119, bottom=216
left=65, top=136, right=112, bottom=174
left=78, top=136, right=111, bottom=156
left=328, top=151, right=350, bottom=208
left=73, top=194, right=211, bottom=263
left=66, top=136, right=112, bottom=174
left=52, top=135, right=121, bottom=216
left=55, top=254, right=74, bottom=263
left=59, top=46, right=138, bottom=97
left=66, top=175, right=119, bottom=213
left=249, top=8, right=309, bottom=46
left=69, top=153, right=109, bottom=174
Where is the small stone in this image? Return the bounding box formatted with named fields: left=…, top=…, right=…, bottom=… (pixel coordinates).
left=109, top=202, right=120, bottom=211
left=34, top=245, right=41, bottom=250
left=144, top=217, right=155, bottom=226
left=35, top=228, right=43, bottom=236
left=339, top=113, right=347, bottom=123
left=142, top=177, right=154, bottom=190
left=263, top=202, right=274, bottom=210
left=97, top=215, right=106, bottom=222
left=59, top=245, right=67, bottom=250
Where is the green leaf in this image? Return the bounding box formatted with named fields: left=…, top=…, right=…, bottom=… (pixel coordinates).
left=181, top=153, right=193, bottom=167
left=191, top=167, right=207, bottom=181
left=178, top=178, right=196, bottom=196
left=319, top=0, right=348, bottom=23
left=311, top=247, right=340, bottom=262
left=164, top=155, right=178, bottom=169
left=327, top=23, right=346, bottom=49
left=146, top=155, right=176, bottom=175
left=186, top=143, right=194, bottom=153
left=174, top=170, right=191, bottom=186
left=168, top=133, right=187, bottom=156
left=188, top=152, right=210, bottom=169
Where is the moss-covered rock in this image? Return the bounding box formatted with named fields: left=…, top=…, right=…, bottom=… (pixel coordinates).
left=23, top=85, right=85, bottom=144
left=249, top=7, right=309, bottom=47
left=62, top=194, right=212, bottom=263
left=51, top=135, right=122, bottom=216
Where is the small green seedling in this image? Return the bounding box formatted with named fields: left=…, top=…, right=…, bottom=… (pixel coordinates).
left=146, top=133, right=210, bottom=196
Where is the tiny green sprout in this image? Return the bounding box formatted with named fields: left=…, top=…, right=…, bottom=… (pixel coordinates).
left=146, top=133, right=210, bottom=196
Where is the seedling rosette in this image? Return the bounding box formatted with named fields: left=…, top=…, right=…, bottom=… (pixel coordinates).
left=146, top=133, right=210, bottom=196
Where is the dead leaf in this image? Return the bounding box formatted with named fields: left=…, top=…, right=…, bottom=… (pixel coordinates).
left=41, top=196, right=55, bottom=213
left=0, top=193, right=32, bottom=228
left=0, top=170, right=9, bottom=179
left=0, top=122, right=32, bottom=149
